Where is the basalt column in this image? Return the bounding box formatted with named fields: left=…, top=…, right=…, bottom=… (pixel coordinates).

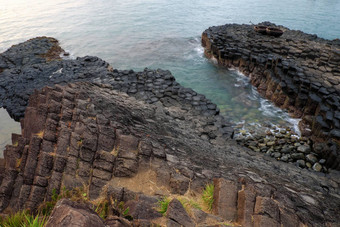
left=202, top=22, right=340, bottom=169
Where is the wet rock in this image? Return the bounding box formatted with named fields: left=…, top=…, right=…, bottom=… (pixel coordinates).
left=306, top=154, right=318, bottom=164
left=297, top=145, right=311, bottom=153
left=296, top=160, right=306, bottom=168
left=281, top=155, right=289, bottom=162
left=291, top=153, right=305, bottom=160
left=273, top=152, right=281, bottom=159
left=313, top=163, right=323, bottom=172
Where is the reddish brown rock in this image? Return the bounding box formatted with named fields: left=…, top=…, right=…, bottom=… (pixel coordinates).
left=46, top=199, right=105, bottom=227
left=212, top=178, right=238, bottom=221
left=237, top=186, right=256, bottom=226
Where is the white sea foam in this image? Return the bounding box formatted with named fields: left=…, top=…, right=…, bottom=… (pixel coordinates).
left=230, top=68, right=302, bottom=135
left=259, top=98, right=301, bottom=135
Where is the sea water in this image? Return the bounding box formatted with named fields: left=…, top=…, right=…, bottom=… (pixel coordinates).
left=0, top=0, right=339, bottom=156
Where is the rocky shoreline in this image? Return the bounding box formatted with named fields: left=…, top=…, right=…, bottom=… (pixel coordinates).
left=202, top=22, right=340, bottom=171
left=0, top=35, right=339, bottom=226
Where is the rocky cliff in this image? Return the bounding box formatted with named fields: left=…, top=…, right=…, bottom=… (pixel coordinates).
left=0, top=36, right=339, bottom=226
left=202, top=22, right=340, bottom=170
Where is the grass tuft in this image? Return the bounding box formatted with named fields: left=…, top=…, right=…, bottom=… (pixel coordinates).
left=158, top=197, right=171, bottom=215
left=202, top=183, right=214, bottom=211
left=0, top=210, right=27, bottom=227
left=24, top=213, right=48, bottom=227
left=0, top=210, right=48, bottom=227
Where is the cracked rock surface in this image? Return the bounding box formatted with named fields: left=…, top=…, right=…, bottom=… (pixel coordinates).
left=0, top=37, right=339, bottom=226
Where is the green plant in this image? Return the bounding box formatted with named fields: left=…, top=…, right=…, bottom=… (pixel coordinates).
left=0, top=211, right=47, bottom=227
left=202, top=183, right=214, bottom=211
left=0, top=210, right=27, bottom=227
left=95, top=200, right=109, bottom=220
left=158, top=197, right=171, bottom=215
left=110, top=199, right=132, bottom=220
left=23, top=213, right=48, bottom=227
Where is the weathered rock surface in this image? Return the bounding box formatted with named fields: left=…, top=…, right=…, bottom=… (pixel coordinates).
left=202, top=22, right=340, bottom=170
left=0, top=37, right=226, bottom=131
left=166, top=199, right=195, bottom=227
left=45, top=199, right=105, bottom=227
left=0, top=82, right=339, bottom=226
left=0, top=37, right=340, bottom=226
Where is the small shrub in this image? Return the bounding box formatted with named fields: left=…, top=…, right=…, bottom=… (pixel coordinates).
left=158, top=197, right=171, bottom=215
left=202, top=183, right=214, bottom=211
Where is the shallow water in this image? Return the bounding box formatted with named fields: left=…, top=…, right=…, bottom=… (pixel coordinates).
left=0, top=0, right=339, bottom=155
left=0, top=108, right=21, bottom=157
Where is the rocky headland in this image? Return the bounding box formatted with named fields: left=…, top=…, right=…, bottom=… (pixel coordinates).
left=202, top=22, right=340, bottom=172
left=0, top=32, right=339, bottom=226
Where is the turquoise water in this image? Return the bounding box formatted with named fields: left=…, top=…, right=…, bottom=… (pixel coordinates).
left=0, top=0, right=339, bottom=155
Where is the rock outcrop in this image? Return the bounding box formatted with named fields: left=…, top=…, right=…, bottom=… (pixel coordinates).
left=45, top=199, right=105, bottom=227
left=0, top=82, right=339, bottom=226
left=202, top=22, right=340, bottom=170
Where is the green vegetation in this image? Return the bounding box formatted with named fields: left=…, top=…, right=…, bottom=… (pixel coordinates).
left=0, top=185, right=111, bottom=227
left=110, top=199, right=132, bottom=221
left=95, top=200, right=109, bottom=220
left=202, top=183, right=214, bottom=211
left=24, top=213, right=48, bottom=227
left=157, top=197, right=171, bottom=215
left=0, top=210, right=48, bottom=227
left=0, top=210, right=27, bottom=227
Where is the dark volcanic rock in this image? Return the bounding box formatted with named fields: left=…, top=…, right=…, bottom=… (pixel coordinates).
left=0, top=83, right=338, bottom=227
left=202, top=22, right=340, bottom=170
left=0, top=38, right=339, bottom=227
left=166, top=199, right=195, bottom=227
left=0, top=37, right=228, bottom=134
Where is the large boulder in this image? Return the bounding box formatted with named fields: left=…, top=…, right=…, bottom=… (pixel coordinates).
left=45, top=199, right=105, bottom=227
